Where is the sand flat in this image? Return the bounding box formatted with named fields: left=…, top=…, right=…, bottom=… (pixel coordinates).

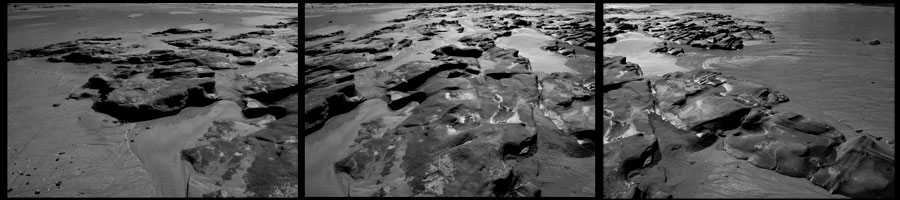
left=496, top=28, right=578, bottom=74
left=604, top=32, right=687, bottom=76
left=8, top=3, right=297, bottom=197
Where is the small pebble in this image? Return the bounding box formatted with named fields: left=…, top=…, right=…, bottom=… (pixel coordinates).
left=34, top=190, right=40, bottom=195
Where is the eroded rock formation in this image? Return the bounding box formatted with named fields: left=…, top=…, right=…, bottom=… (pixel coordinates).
left=602, top=56, right=894, bottom=198
left=7, top=16, right=299, bottom=197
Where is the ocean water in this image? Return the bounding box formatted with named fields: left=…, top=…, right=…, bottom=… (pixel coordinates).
left=610, top=4, right=896, bottom=142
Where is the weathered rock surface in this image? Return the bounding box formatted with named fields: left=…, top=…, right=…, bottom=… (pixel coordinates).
left=234, top=72, right=299, bottom=104
left=809, top=135, right=894, bottom=198
left=650, top=70, right=789, bottom=132
left=725, top=110, right=845, bottom=177
left=602, top=56, right=894, bottom=198
left=393, top=38, right=413, bottom=50
left=183, top=94, right=299, bottom=197
left=6, top=13, right=299, bottom=198
left=376, top=60, right=469, bottom=91
left=305, top=81, right=363, bottom=134
left=92, top=78, right=219, bottom=122
left=602, top=56, right=643, bottom=88
left=305, top=4, right=595, bottom=197
left=603, top=9, right=773, bottom=50
left=8, top=37, right=132, bottom=61
left=328, top=30, right=593, bottom=196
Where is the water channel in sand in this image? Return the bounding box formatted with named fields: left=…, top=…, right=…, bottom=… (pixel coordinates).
left=495, top=28, right=578, bottom=74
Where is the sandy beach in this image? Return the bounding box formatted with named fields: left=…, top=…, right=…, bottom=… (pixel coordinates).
left=603, top=3, right=894, bottom=198
left=7, top=3, right=298, bottom=197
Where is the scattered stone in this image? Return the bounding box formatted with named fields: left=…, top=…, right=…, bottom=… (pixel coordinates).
left=866, top=39, right=881, bottom=45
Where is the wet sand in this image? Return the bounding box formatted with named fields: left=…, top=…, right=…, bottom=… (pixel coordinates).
left=128, top=101, right=244, bottom=197
left=603, top=32, right=687, bottom=76
left=7, top=60, right=157, bottom=197
left=496, top=28, right=578, bottom=74
left=304, top=99, right=396, bottom=196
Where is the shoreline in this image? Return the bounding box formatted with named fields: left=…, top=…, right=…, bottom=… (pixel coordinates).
left=603, top=4, right=894, bottom=198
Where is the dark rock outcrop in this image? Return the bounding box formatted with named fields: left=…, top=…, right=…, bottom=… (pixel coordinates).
left=602, top=56, right=643, bottom=89
left=305, top=82, right=363, bottom=134
left=394, top=39, right=413, bottom=50
left=602, top=56, right=894, bottom=198
left=430, top=45, right=483, bottom=58
left=866, top=39, right=881, bottom=45
left=257, top=47, right=280, bottom=57
left=234, top=72, right=299, bottom=104
left=148, top=66, right=215, bottom=80
left=92, top=78, right=219, bottom=122
left=725, top=110, right=845, bottom=177
left=236, top=58, right=256, bottom=65
left=374, top=54, right=393, bottom=61
left=161, top=36, right=213, bottom=48
left=810, top=135, right=894, bottom=198
left=8, top=37, right=133, bottom=61
left=376, top=60, right=468, bottom=92
left=150, top=28, right=212, bottom=35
